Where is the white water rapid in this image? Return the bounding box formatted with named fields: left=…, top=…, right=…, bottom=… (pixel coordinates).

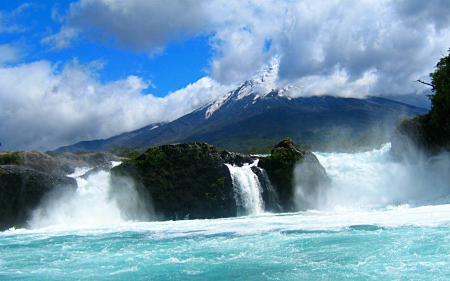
left=308, top=143, right=450, bottom=210
left=28, top=164, right=151, bottom=230
left=25, top=144, right=450, bottom=230
left=3, top=144, right=450, bottom=280
left=226, top=160, right=264, bottom=216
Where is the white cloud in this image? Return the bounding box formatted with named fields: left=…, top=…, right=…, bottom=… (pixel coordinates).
left=65, top=0, right=211, bottom=52
left=284, top=67, right=378, bottom=98
left=41, top=26, right=81, bottom=50
left=4, top=0, right=449, bottom=150
left=0, top=60, right=229, bottom=151
left=56, top=0, right=450, bottom=99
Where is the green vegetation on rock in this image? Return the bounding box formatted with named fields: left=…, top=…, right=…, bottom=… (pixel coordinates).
left=267, top=138, right=303, bottom=187
left=111, top=142, right=239, bottom=220
left=0, top=151, right=23, bottom=165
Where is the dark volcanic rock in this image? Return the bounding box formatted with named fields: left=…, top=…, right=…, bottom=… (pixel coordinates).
left=0, top=150, right=125, bottom=231
left=0, top=165, right=76, bottom=231
left=18, top=151, right=65, bottom=176
left=1, top=150, right=122, bottom=176
left=391, top=114, right=450, bottom=161
left=259, top=138, right=330, bottom=211
left=55, top=152, right=123, bottom=174
left=111, top=142, right=245, bottom=220
left=111, top=140, right=329, bottom=220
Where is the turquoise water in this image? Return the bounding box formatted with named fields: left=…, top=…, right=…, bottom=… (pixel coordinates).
left=1, top=145, right=450, bottom=280
left=2, top=207, right=450, bottom=280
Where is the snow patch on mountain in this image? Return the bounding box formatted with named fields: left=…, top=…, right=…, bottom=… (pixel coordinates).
left=205, top=92, right=233, bottom=119
left=205, top=58, right=282, bottom=119
left=236, top=59, right=279, bottom=100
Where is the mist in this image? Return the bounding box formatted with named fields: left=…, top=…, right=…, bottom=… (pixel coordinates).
left=28, top=168, right=154, bottom=229
left=294, top=143, right=450, bottom=211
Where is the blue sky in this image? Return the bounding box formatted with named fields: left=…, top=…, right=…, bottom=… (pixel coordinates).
left=1, top=1, right=211, bottom=97
left=1, top=0, right=449, bottom=151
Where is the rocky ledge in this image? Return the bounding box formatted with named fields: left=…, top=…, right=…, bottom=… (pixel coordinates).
left=0, top=140, right=330, bottom=230
left=0, top=165, right=76, bottom=231
left=111, top=139, right=330, bottom=220
left=0, top=150, right=121, bottom=231
left=391, top=114, right=450, bottom=161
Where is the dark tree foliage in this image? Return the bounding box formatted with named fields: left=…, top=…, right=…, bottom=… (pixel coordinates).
left=408, top=48, right=450, bottom=152
left=428, top=48, right=450, bottom=128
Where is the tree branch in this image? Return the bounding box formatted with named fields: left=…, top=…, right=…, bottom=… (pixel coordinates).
left=416, top=79, right=433, bottom=87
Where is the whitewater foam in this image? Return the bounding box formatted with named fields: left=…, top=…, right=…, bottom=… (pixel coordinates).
left=29, top=170, right=125, bottom=229
left=28, top=164, right=154, bottom=230
left=3, top=147, right=450, bottom=280
left=7, top=203, right=450, bottom=238
left=314, top=143, right=450, bottom=210
left=226, top=160, right=264, bottom=216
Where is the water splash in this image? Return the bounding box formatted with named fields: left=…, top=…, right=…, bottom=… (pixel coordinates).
left=255, top=166, right=282, bottom=212
left=226, top=160, right=264, bottom=216
left=29, top=166, right=152, bottom=229
left=313, top=143, right=450, bottom=210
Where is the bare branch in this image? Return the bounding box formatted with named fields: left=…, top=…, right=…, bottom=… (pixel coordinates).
left=416, top=79, right=433, bottom=87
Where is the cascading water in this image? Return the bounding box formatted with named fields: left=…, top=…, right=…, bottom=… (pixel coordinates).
left=225, top=160, right=264, bottom=215
left=310, top=143, right=450, bottom=210
left=255, top=166, right=282, bottom=212
left=29, top=168, right=124, bottom=229
left=28, top=163, right=151, bottom=229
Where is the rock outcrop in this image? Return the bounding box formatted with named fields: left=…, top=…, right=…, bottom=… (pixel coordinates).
left=55, top=152, right=123, bottom=174
left=0, top=150, right=122, bottom=175
left=111, top=139, right=330, bottom=220
left=0, top=165, right=76, bottom=231
left=0, top=150, right=121, bottom=231
left=391, top=114, right=450, bottom=161
left=0, top=140, right=330, bottom=230
left=111, top=142, right=247, bottom=220
left=259, top=138, right=330, bottom=211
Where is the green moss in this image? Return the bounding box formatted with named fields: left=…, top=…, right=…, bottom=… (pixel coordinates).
left=0, top=151, right=23, bottom=165
left=261, top=139, right=304, bottom=196
left=211, top=177, right=226, bottom=189
left=133, top=147, right=166, bottom=169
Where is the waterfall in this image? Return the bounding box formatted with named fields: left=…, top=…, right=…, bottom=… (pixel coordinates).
left=256, top=166, right=282, bottom=212
left=28, top=164, right=152, bottom=229
left=226, top=160, right=264, bottom=216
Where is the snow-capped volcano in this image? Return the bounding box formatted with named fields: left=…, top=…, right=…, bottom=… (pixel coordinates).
left=54, top=61, right=428, bottom=153
left=205, top=59, right=282, bottom=119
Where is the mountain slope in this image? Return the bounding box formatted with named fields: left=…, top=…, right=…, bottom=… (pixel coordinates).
left=53, top=62, right=428, bottom=153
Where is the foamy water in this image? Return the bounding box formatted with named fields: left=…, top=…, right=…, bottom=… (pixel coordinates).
left=2, top=145, right=450, bottom=280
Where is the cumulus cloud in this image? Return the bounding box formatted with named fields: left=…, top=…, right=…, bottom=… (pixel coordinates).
left=393, top=0, right=450, bottom=31
left=5, top=0, right=450, bottom=150
left=0, top=60, right=229, bottom=151
left=65, top=0, right=211, bottom=54
left=55, top=0, right=450, bottom=99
